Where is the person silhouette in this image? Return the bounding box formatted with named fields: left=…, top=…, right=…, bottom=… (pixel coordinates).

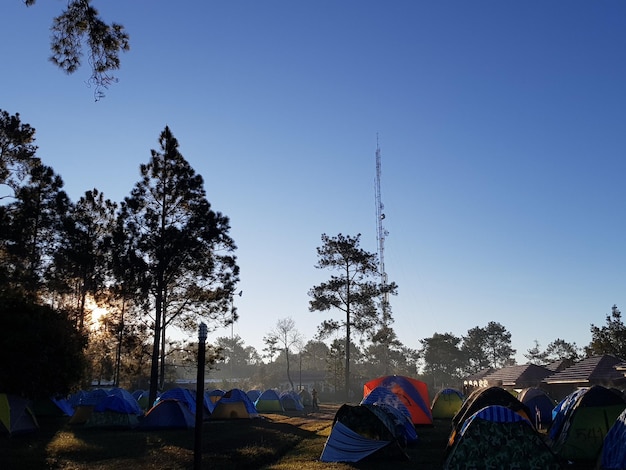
left=311, top=388, right=319, bottom=410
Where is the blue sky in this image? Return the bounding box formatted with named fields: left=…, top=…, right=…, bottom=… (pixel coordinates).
left=3, top=1, right=626, bottom=364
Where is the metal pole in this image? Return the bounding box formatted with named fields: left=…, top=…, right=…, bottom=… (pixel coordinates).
left=194, top=322, right=207, bottom=470
left=299, top=352, right=302, bottom=390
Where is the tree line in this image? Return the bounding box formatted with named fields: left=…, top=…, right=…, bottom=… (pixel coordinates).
left=3, top=109, right=626, bottom=402
left=1, top=110, right=238, bottom=405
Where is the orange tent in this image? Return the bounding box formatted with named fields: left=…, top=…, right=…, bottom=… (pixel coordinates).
left=363, top=375, right=432, bottom=425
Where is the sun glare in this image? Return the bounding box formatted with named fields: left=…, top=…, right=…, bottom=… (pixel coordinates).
left=86, top=297, right=109, bottom=329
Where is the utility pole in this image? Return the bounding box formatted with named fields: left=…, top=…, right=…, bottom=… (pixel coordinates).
left=230, top=290, right=242, bottom=383
left=194, top=322, right=207, bottom=470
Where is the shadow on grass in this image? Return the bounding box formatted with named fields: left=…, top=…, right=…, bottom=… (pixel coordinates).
left=202, top=418, right=318, bottom=468
left=0, top=415, right=65, bottom=469
left=1, top=408, right=454, bottom=470
left=1, top=414, right=320, bottom=470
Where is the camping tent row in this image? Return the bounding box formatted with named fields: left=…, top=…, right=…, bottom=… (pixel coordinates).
left=0, top=386, right=310, bottom=434
left=78, top=388, right=307, bottom=428
left=143, top=388, right=306, bottom=428
left=429, top=385, right=556, bottom=425
left=446, top=385, right=626, bottom=468
left=320, top=375, right=430, bottom=464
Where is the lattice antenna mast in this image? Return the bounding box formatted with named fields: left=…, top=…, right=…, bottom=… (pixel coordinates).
left=375, top=136, right=390, bottom=322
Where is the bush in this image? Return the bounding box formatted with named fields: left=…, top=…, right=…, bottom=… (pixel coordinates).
left=0, top=290, right=87, bottom=398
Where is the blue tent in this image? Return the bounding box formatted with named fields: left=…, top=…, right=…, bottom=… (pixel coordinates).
left=158, top=388, right=197, bottom=414
left=32, top=397, right=75, bottom=417
left=373, top=402, right=418, bottom=444
left=51, top=398, right=75, bottom=417
left=255, top=389, right=284, bottom=412
left=99, top=388, right=143, bottom=415
left=247, top=390, right=262, bottom=402
left=280, top=390, right=304, bottom=411
left=87, top=389, right=143, bottom=428
left=361, top=386, right=417, bottom=444
left=601, top=407, right=626, bottom=470
left=362, top=386, right=412, bottom=420
left=69, top=388, right=108, bottom=407
left=549, top=388, right=587, bottom=440
left=517, top=387, right=556, bottom=430
left=320, top=403, right=408, bottom=463
left=138, top=399, right=195, bottom=430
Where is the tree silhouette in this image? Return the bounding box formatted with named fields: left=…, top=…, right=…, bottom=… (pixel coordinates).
left=309, top=233, right=396, bottom=400
left=121, top=126, right=238, bottom=405
left=24, top=0, right=129, bottom=100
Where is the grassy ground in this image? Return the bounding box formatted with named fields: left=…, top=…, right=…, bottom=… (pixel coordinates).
left=0, top=404, right=463, bottom=470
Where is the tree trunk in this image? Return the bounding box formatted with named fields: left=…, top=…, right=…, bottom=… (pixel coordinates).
left=114, top=300, right=125, bottom=387
left=286, top=349, right=294, bottom=390
left=160, top=312, right=166, bottom=389
left=345, top=267, right=351, bottom=402
left=148, top=280, right=163, bottom=407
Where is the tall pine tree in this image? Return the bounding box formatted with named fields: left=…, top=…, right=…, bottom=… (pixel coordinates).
left=309, top=233, right=396, bottom=400
left=121, top=126, right=239, bottom=404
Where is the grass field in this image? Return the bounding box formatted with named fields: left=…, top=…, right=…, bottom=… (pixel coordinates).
left=0, top=403, right=453, bottom=469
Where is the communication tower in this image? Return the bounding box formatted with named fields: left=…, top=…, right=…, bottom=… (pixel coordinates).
left=375, top=136, right=390, bottom=321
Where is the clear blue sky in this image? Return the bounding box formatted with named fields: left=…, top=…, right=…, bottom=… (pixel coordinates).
left=3, top=1, right=626, bottom=364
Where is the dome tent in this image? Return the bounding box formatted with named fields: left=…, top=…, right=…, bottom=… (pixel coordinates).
left=431, top=388, right=464, bottom=419
left=549, top=385, right=626, bottom=463
left=363, top=375, right=432, bottom=425
left=254, top=389, right=283, bottom=413
left=138, top=399, right=195, bottom=430
left=444, top=405, right=560, bottom=469
left=320, top=403, right=409, bottom=463
left=0, top=394, right=38, bottom=436
left=210, top=389, right=259, bottom=419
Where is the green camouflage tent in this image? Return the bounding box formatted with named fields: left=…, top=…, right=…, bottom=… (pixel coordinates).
left=445, top=405, right=559, bottom=469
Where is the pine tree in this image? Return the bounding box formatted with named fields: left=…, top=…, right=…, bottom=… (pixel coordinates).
left=309, top=233, right=396, bottom=400
left=121, top=126, right=239, bottom=405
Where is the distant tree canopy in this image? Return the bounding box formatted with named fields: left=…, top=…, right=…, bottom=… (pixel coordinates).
left=418, top=323, right=517, bottom=387
left=419, top=332, right=465, bottom=386
left=0, top=289, right=87, bottom=398
left=525, top=338, right=581, bottom=367
left=24, top=0, right=129, bottom=99
left=586, top=304, right=626, bottom=358
left=461, top=321, right=516, bottom=373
